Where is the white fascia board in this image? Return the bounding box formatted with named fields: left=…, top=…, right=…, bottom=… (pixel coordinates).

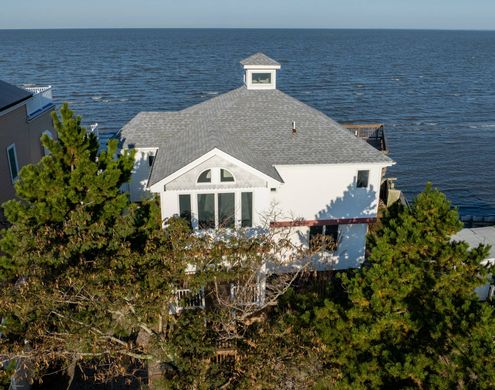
left=134, top=147, right=159, bottom=152
left=148, top=147, right=281, bottom=192
left=274, top=161, right=395, bottom=169
left=243, top=65, right=281, bottom=70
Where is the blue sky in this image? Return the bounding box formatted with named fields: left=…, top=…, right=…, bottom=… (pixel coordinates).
left=1, top=0, right=494, bottom=30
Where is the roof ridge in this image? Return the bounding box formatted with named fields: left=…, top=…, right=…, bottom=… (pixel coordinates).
left=240, top=52, right=281, bottom=66
left=180, top=86, right=246, bottom=113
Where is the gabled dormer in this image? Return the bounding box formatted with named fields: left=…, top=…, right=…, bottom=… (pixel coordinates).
left=240, top=52, right=281, bottom=90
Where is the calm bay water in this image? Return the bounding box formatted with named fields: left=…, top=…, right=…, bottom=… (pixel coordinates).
left=0, top=29, right=494, bottom=216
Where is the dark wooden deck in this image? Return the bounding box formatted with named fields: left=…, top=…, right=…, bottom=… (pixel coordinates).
left=343, top=123, right=388, bottom=154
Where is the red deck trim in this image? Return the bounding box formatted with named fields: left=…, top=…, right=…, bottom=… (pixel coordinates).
left=270, top=217, right=377, bottom=228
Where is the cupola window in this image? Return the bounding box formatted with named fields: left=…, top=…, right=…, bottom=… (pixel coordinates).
left=252, top=73, right=272, bottom=85
left=198, top=169, right=212, bottom=183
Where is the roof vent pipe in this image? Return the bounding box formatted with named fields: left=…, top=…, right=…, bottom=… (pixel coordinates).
left=292, top=121, right=297, bottom=135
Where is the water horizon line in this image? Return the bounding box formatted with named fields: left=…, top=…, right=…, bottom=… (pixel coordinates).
left=1, top=27, right=494, bottom=32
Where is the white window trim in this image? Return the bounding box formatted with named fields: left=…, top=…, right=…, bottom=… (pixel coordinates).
left=197, top=167, right=236, bottom=185
left=220, top=168, right=236, bottom=183
left=246, top=69, right=277, bottom=90
left=6, top=143, right=19, bottom=183
left=197, top=169, right=213, bottom=184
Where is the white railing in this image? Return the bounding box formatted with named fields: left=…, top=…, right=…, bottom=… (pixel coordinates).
left=22, top=85, right=54, bottom=119
left=230, top=283, right=263, bottom=306
left=170, top=288, right=206, bottom=314
left=23, top=85, right=51, bottom=95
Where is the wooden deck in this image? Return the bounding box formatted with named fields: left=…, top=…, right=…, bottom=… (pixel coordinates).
left=343, top=123, right=388, bottom=154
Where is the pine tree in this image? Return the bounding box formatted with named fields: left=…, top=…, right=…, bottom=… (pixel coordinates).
left=313, top=184, right=495, bottom=388
left=0, top=104, right=169, bottom=384
left=0, top=103, right=135, bottom=280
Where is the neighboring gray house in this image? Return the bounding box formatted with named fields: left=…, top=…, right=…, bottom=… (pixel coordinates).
left=0, top=80, right=55, bottom=213
left=121, top=53, right=394, bottom=270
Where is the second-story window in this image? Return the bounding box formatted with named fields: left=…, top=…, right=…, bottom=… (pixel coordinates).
left=357, top=170, right=369, bottom=188
left=7, top=144, right=19, bottom=183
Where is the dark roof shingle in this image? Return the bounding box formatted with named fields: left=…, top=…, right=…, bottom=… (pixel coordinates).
left=0, top=80, right=32, bottom=112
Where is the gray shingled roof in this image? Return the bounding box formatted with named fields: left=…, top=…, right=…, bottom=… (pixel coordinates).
left=121, top=86, right=393, bottom=186
left=0, top=80, right=32, bottom=112
left=240, top=53, right=280, bottom=67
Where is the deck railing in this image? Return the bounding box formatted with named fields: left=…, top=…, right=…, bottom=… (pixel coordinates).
left=343, top=123, right=388, bottom=154
left=230, top=283, right=263, bottom=306
left=170, top=288, right=206, bottom=314
left=22, top=85, right=54, bottom=120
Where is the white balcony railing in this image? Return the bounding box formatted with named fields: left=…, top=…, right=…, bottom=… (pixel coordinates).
left=22, top=85, right=54, bottom=119
left=169, top=288, right=206, bottom=314
left=230, top=283, right=263, bottom=306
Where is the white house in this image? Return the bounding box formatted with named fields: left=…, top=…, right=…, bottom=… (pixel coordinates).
left=120, top=53, right=394, bottom=270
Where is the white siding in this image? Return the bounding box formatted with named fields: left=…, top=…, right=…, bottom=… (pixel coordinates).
left=128, top=148, right=157, bottom=202
left=271, top=164, right=382, bottom=220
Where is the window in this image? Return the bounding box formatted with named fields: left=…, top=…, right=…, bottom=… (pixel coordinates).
left=220, top=169, right=234, bottom=182
left=191, top=191, right=253, bottom=229
left=357, top=170, right=369, bottom=188
left=198, top=169, right=212, bottom=183
left=41, top=130, right=53, bottom=156
left=179, top=194, right=192, bottom=228
left=309, top=224, right=339, bottom=251
left=148, top=154, right=155, bottom=167
left=198, top=193, right=215, bottom=228
left=252, top=73, right=272, bottom=84
left=241, top=192, right=253, bottom=227
left=218, top=193, right=235, bottom=228
left=7, top=144, right=19, bottom=182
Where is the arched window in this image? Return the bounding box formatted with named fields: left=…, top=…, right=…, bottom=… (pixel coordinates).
left=197, top=169, right=212, bottom=183
left=220, top=169, right=235, bottom=182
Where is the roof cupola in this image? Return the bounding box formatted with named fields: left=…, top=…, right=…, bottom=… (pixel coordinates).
left=240, top=52, right=281, bottom=90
